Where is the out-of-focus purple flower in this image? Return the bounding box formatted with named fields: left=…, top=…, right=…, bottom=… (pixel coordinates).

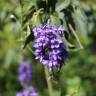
left=16, top=91, right=24, bottom=96
left=24, top=86, right=38, bottom=96
left=16, top=86, right=38, bottom=96
left=33, top=20, right=68, bottom=70
left=18, top=60, right=32, bottom=84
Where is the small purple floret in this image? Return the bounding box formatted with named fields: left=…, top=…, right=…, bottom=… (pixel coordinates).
left=18, top=60, right=32, bottom=84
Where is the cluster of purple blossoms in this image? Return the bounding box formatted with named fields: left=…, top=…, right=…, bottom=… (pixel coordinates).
left=16, top=86, right=38, bottom=96
left=33, top=20, right=68, bottom=70
left=17, top=60, right=38, bottom=96
left=18, top=60, right=32, bottom=84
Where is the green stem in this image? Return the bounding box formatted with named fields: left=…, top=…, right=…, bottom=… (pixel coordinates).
left=44, top=66, right=53, bottom=96
left=69, top=24, right=83, bottom=49
left=20, top=3, right=23, bottom=39
left=19, top=1, right=24, bottom=50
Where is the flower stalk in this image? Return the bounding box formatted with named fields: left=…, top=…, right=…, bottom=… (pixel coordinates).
left=44, top=66, right=53, bottom=96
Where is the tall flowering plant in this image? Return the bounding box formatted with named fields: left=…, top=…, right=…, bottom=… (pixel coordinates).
left=17, top=0, right=87, bottom=96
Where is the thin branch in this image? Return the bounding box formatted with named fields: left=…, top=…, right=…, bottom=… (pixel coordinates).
left=69, top=24, right=83, bottom=49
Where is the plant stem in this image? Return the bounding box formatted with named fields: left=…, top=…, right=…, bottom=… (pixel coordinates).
left=44, top=66, right=53, bottom=96
left=19, top=1, right=24, bottom=50
left=69, top=24, right=83, bottom=49
left=20, top=4, right=23, bottom=38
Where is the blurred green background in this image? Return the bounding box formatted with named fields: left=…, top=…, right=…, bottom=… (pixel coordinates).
left=0, top=0, right=96, bottom=96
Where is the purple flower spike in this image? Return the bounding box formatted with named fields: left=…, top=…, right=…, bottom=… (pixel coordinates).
left=33, top=20, right=68, bottom=70
left=16, top=86, right=38, bottom=96
left=18, top=60, right=32, bottom=84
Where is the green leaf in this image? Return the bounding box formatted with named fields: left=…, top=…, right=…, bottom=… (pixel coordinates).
left=63, top=17, right=69, bottom=32
left=23, top=33, right=34, bottom=49
left=50, top=14, right=61, bottom=26
left=22, top=0, right=31, bottom=13
left=72, top=0, right=88, bottom=44
left=31, top=9, right=43, bottom=27
left=23, top=25, right=34, bottom=49
left=56, top=0, right=71, bottom=12
left=41, top=13, right=50, bottom=23
left=4, top=49, right=15, bottom=68
left=23, top=6, right=36, bottom=24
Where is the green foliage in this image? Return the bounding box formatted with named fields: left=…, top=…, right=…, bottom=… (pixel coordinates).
left=0, top=0, right=96, bottom=96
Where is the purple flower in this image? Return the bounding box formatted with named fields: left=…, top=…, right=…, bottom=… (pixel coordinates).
left=16, top=86, right=38, bottom=96
left=33, top=20, right=68, bottom=70
left=16, top=92, right=24, bottom=96
left=18, top=60, right=32, bottom=84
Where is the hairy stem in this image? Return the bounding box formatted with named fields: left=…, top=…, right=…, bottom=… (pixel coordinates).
left=44, top=66, right=53, bottom=96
